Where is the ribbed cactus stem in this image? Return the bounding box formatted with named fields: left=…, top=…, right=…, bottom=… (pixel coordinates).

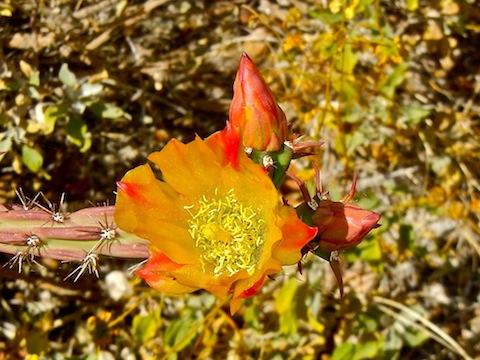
left=0, top=204, right=149, bottom=274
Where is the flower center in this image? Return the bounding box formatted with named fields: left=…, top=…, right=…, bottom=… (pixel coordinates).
left=184, top=188, right=266, bottom=276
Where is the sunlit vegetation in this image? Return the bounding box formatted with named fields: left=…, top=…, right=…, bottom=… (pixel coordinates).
left=1, top=0, right=479, bottom=358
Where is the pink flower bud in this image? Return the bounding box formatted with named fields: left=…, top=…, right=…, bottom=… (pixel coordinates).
left=312, top=200, right=381, bottom=252
left=229, top=53, right=288, bottom=152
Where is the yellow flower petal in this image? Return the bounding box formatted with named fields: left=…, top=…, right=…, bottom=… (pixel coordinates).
left=115, top=164, right=199, bottom=264
left=114, top=124, right=317, bottom=313
left=148, top=137, right=221, bottom=198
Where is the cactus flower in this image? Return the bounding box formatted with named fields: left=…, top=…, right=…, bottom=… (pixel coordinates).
left=114, top=122, right=317, bottom=314
left=229, top=53, right=288, bottom=152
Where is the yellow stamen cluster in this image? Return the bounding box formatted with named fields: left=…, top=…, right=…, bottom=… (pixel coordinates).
left=184, top=189, right=266, bottom=276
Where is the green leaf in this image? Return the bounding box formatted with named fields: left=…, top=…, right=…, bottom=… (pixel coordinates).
left=336, top=44, right=358, bottom=75
left=393, top=305, right=430, bottom=347
left=72, top=101, right=87, bottom=115
left=355, top=341, right=382, bottom=359
left=22, top=145, right=43, bottom=173
left=88, top=101, right=125, bottom=119
left=378, top=63, right=409, bottom=99
left=430, top=154, right=452, bottom=177
left=332, top=343, right=356, bottom=360
left=78, top=83, right=104, bottom=98
left=341, top=80, right=359, bottom=102
left=355, top=191, right=382, bottom=210
left=66, top=118, right=91, bottom=152
left=132, top=310, right=161, bottom=345
left=399, top=224, right=414, bottom=251
left=275, top=278, right=307, bottom=336
left=346, top=131, right=366, bottom=156
left=399, top=321, right=430, bottom=347
left=354, top=311, right=380, bottom=333
left=312, top=33, right=338, bottom=57
left=399, top=224, right=427, bottom=257
left=0, top=137, right=12, bottom=155
left=164, top=317, right=197, bottom=353
left=308, top=8, right=343, bottom=24
left=27, top=86, right=41, bottom=99
left=5, top=80, right=22, bottom=91
left=26, top=330, right=49, bottom=354
left=343, top=235, right=383, bottom=271
left=43, top=104, right=68, bottom=135
left=243, top=301, right=260, bottom=330
left=384, top=328, right=403, bottom=360
left=399, top=103, right=432, bottom=124
left=332, top=341, right=382, bottom=360
left=0, top=136, right=12, bottom=161
left=58, top=63, right=77, bottom=87
left=29, top=71, right=40, bottom=86
left=332, top=76, right=358, bottom=102
left=358, top=236, right=382, bottom=263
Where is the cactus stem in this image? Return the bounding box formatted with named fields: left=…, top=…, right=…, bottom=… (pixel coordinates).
left=1, top=191, right=150, bottom=280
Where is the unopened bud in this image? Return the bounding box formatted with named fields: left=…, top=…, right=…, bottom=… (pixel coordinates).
left=229, top=53, right=288, bottom=152
left=312, top=201, right=381, bottom=252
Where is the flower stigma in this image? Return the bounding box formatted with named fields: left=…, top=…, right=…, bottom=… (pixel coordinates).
left=184, top=188, right=266, bottom=277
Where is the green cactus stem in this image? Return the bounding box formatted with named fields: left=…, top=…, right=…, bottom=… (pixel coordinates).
left=250, top=143, right=294, bottom=188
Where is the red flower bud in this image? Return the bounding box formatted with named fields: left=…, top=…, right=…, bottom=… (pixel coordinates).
left=229, top=53, right=288, bottom=152
left=312, top=201, right=381, bottom=252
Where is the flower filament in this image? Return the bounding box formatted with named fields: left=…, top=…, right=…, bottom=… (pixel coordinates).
left=185, top=189, right=265, bottom=276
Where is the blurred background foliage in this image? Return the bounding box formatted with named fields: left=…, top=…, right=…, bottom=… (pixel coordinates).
left=1, top=0, right=479, bottom=359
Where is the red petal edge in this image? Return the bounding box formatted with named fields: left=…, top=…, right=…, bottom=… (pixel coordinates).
left=116, top=181, right=141, bottom=200
left=221, top=121, right=241, bottom=170
left=136, top=252, right=182, bottom=280
left=239, top=275, right=267, bottom=299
